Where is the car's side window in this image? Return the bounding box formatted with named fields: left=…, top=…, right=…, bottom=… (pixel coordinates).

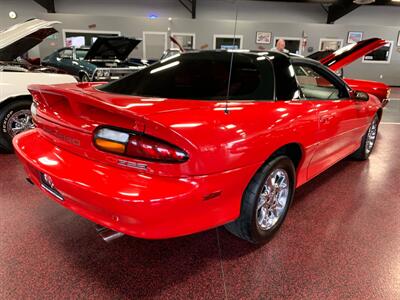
left=294, top=64, right=345, bottom=100
left=58, top=49, right=73, bottom=59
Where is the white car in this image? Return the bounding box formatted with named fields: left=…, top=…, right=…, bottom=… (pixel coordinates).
left=0, top=19, right=76, bottom=153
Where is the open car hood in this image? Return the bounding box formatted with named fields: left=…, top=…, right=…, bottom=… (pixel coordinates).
left=84, top=36, right=141, bottom=61
left=0, top=19, right=60, bottom=61
left=310, top=38, right=388, bottom=71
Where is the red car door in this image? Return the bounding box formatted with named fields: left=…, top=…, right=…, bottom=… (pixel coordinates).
left=293, top=62, right=360, bottom=180
left=307, top=99, right=359, bottom=179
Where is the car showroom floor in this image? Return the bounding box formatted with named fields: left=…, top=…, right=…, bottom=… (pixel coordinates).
left=1, top=89, right=400, bottom=300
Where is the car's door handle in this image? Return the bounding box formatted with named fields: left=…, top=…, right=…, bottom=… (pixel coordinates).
left=320, top=115, right=333, bottom=124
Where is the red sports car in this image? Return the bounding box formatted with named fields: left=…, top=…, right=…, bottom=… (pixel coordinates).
left=13, top=38, right=387, bottom=243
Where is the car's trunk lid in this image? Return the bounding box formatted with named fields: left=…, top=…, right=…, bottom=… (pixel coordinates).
left=28, top=83, right=218, bottom=175
left=315, top=38, right=388, bottom=71
left=0, top=19, right=60, bottom=61
left=84, top=36, right=141, bottom=61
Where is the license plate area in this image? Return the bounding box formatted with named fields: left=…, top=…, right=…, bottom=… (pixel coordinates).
left=40, top=172, right=64, bottom=201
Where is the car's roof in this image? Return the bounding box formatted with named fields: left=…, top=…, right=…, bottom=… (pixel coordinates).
left=173, top=49, right=291, bottom=63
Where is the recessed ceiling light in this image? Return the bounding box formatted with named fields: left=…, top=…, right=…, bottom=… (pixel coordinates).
left=8, top=11, right=17, bottom=19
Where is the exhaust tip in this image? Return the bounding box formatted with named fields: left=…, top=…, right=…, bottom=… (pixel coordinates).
left=95, top=225, right=124, bottom=243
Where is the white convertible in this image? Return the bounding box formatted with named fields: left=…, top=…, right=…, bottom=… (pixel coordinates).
left=0, top=19, right=76, bottom=153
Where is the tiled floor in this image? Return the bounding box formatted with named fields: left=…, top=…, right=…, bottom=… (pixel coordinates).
left=1, top=89, right=400, bottom=299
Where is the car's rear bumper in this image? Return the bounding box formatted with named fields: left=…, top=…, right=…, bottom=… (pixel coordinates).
left=13, top=129, right=257, bottom=239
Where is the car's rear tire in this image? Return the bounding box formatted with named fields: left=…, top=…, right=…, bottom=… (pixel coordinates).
left=0, top=99, right=33, bottom=153
left=225, top=156, right=296, bottom=244
left=351, top=114, right=379, bottom=161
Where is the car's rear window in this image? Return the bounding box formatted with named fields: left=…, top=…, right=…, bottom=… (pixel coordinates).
left=76, top=49, right=89, bottom=60
left=98, top=52, right=274, bottom=100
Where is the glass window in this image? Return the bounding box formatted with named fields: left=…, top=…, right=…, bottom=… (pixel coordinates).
left=76, top=49, right=89, bottom=60
left=59, top=49, right=72, bottom=59
left=99, top=52, right=274, bottom=101
left=171, top=34, right=195, bottom=50
left=294, top=64, right=342, bottom=100
left=65, top=32, right=119, bottom=47
left=272, top=56, right=300, bottom=100
left=214, top=36, right=242, bottom=50
left=362, top=41, right=393, bottom=63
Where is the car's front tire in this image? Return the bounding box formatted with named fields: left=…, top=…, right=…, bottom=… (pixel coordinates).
left=225, top=156, right=296, bottom=244
left=351, top=114, right=379, bottom=160
left=0, top=99, right=33, bottom=153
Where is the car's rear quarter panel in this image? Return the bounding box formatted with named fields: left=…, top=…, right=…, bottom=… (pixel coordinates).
left=147, top=100, right=319, bottom=186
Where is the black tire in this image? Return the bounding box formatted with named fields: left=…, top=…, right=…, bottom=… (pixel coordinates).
left=80, top=73, right=90, bottom=82
left=0, top=99, right=33, bottom=153
left=351, top=114, right=379, bottom=161
left=225, top=156, right=296, bottom=244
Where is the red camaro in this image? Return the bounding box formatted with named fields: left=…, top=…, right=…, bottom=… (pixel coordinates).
left=14, top=38, right=388, bottom=243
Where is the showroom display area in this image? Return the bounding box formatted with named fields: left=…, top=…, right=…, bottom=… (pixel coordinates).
left=28, top=13, right=400, bottom=85
left=1, top=0, right=400, bottom=299
left=1, top=1, right=400, bottom=85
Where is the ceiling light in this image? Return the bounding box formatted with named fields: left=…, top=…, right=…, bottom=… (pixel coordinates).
left=8, top=11, right=17, bottom=19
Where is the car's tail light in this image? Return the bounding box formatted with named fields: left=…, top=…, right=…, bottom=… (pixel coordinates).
left=94, top=127, right=188, bottom=163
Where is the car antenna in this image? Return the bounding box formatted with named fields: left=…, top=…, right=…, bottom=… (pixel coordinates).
left=225, top=2, right=239, bottom=115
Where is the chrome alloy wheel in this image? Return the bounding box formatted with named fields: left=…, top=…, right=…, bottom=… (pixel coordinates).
left=6, top=109, right=34, bottom=138
left=256, top=168, right=290, bottom=230
left=365, top=117, right=378, bottom=154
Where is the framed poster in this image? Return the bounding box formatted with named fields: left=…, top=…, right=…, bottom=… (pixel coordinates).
left=347, top=31, right=363, bottom=44
left=256, top=32, right=272, bottom=44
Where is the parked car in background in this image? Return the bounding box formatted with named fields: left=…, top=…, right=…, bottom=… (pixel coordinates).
left=0, top=19, right=76, bottom=153
left=42, top=36, right=145, bottom=82
left=15, top=42, right=385, bottom=243
left=308, top=38, right=391, bottom=106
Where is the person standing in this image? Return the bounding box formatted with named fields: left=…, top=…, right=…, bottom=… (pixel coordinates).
left=271, top=39, right=289, bottom=53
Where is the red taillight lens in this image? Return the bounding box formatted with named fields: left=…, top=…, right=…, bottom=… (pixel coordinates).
left=126, top=135, right=188, bottom=162
left=94, top=127, right=188, bottom=163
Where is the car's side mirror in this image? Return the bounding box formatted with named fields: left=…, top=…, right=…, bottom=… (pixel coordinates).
left=352, top=90, right=369, bottom=101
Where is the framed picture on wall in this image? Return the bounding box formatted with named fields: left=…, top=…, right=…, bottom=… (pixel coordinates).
left=256, top=32, right=272, bottom=44
left=347, top=31, right=363, bottom=44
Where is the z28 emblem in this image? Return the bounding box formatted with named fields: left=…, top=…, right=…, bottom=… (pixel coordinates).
left=117, top=159, right=148, bottom=170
